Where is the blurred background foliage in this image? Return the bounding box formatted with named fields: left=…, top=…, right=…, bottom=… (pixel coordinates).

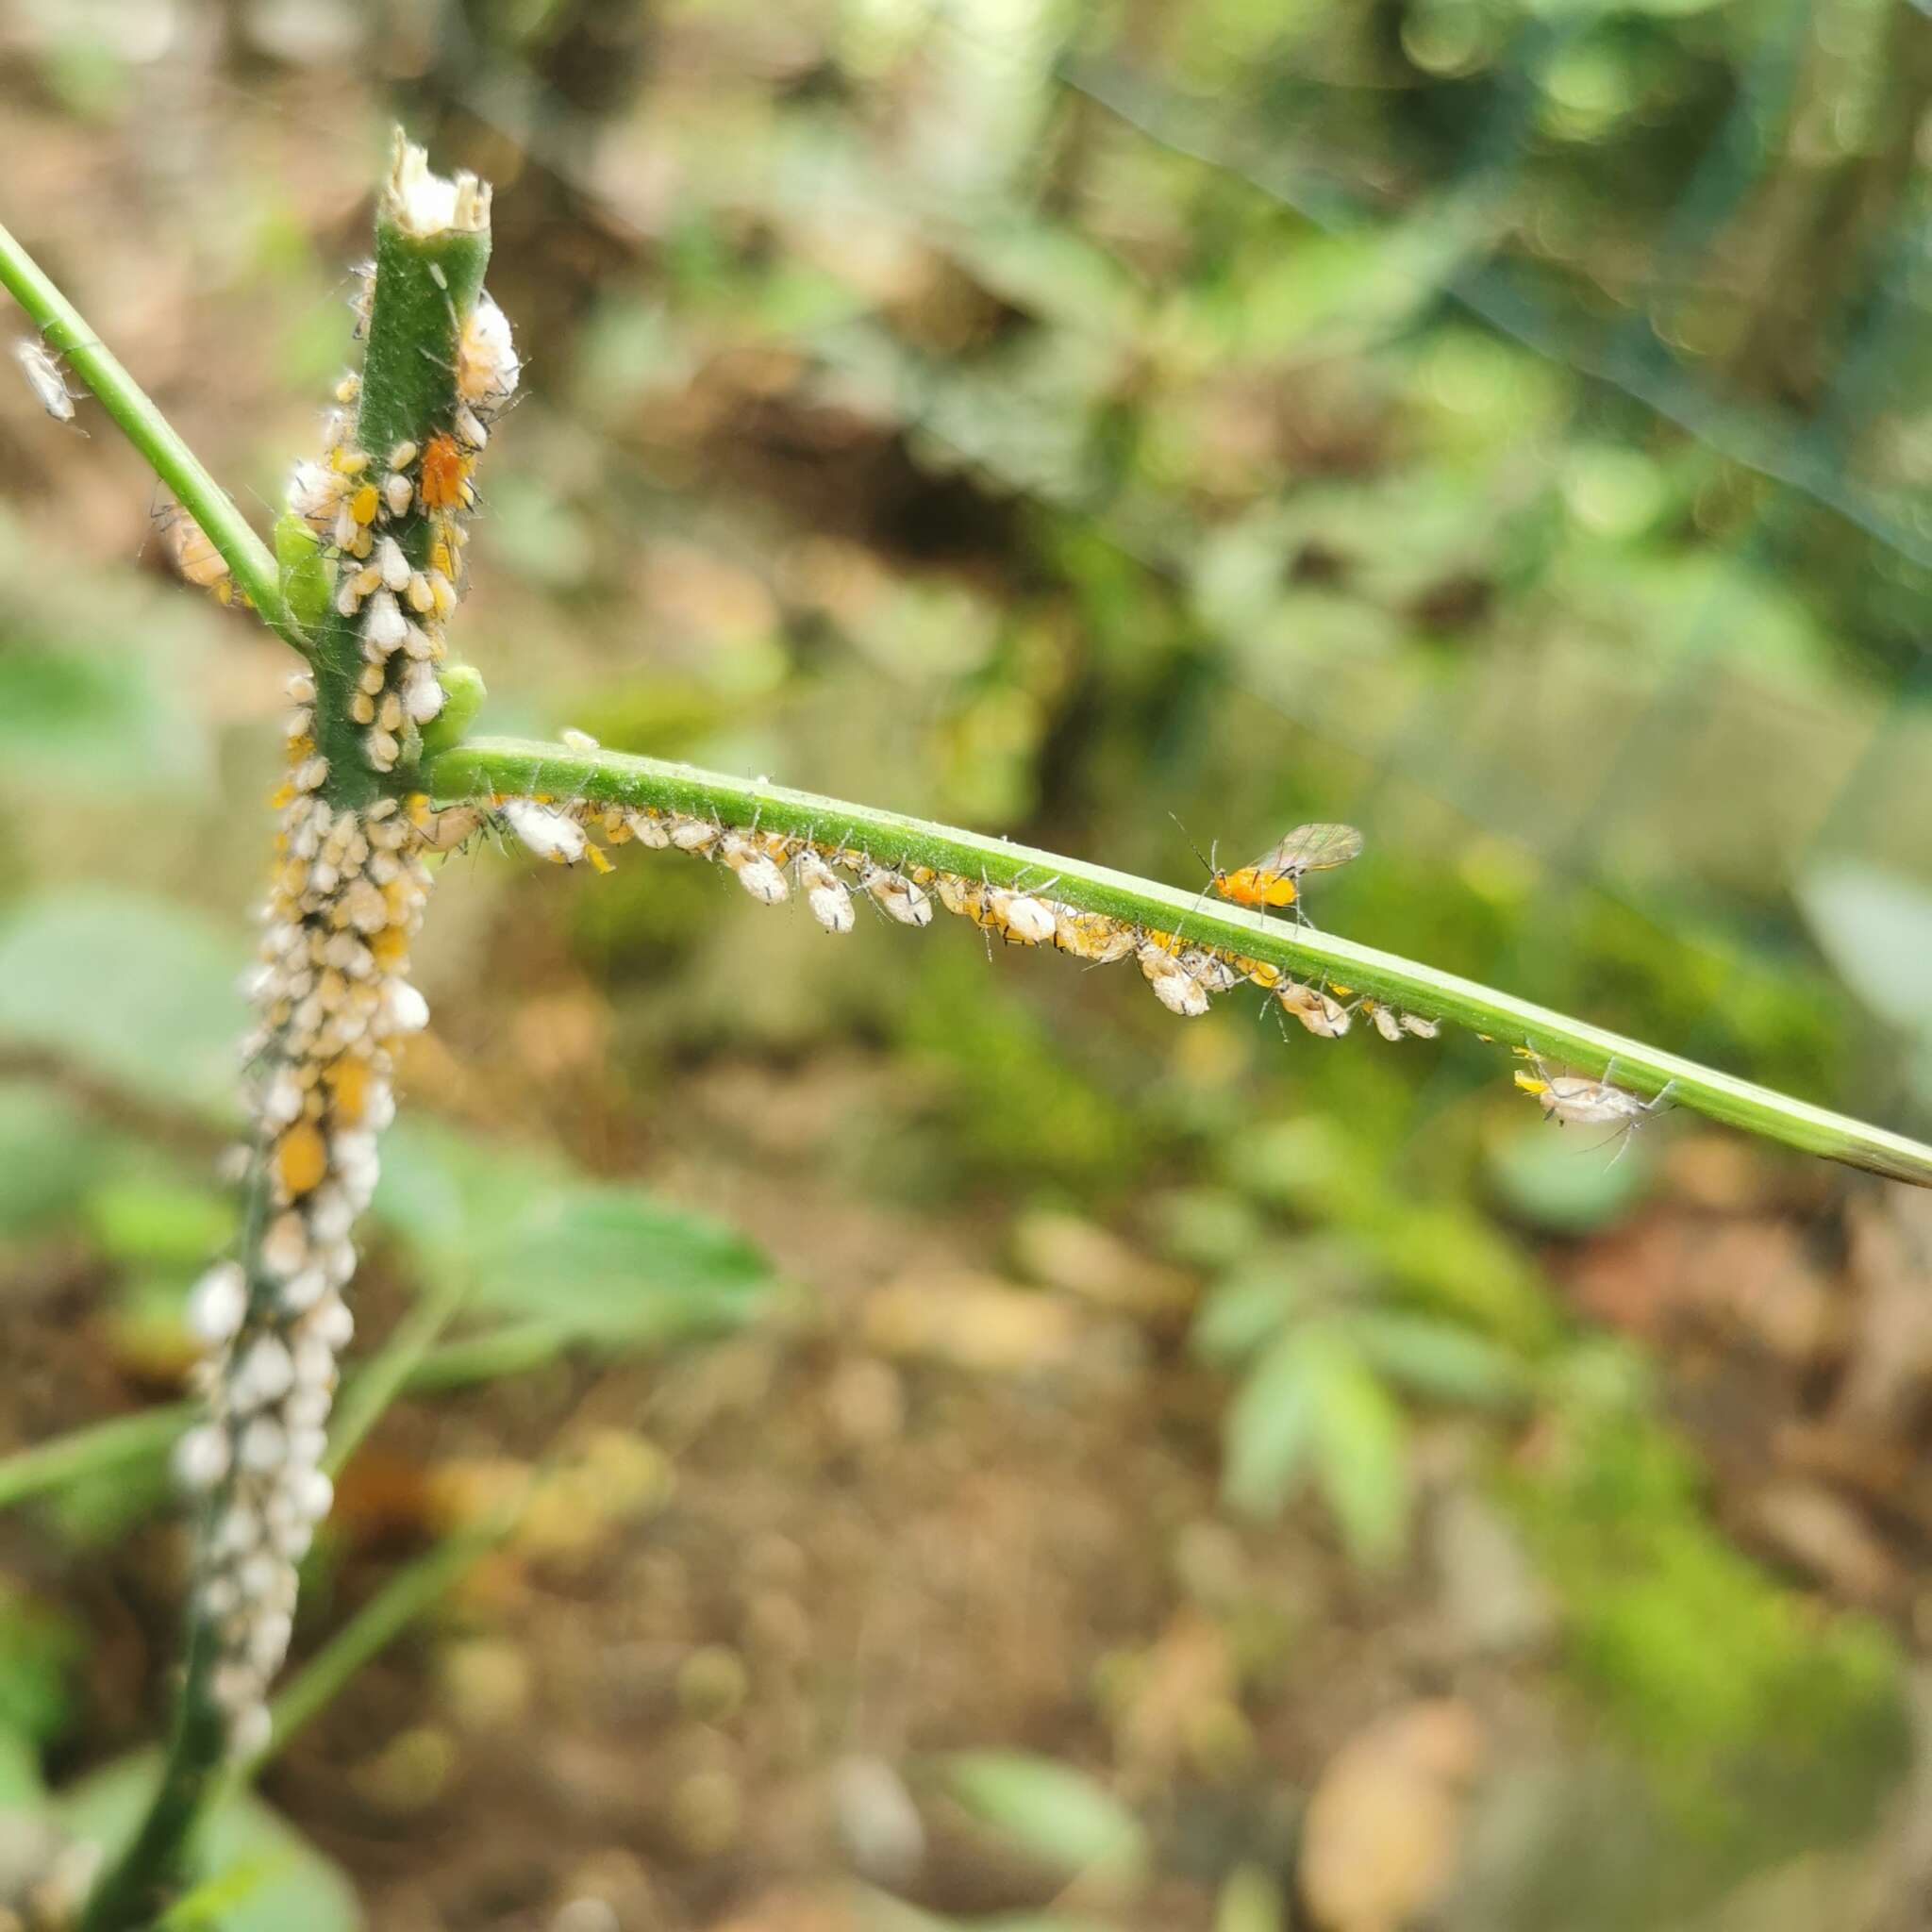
left=2, top=0, right=1932, bottom=1927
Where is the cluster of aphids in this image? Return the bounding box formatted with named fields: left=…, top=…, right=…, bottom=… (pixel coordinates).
left=282, top=264, right=516, bottom=774
left=439, top=793, right=1446, bottom=1044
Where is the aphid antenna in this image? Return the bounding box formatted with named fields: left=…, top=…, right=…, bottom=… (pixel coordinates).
left=1169, top=811, right=1220, bottom=885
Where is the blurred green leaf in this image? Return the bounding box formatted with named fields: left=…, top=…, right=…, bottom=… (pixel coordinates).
left=1797, top=862, right=1932, bottom=1040
left=55, top=1756, right=358, bottom=1932
left=941, top=1751, right=1146, bottom=1885
left=1350, top=1311, right=1528, bottom=1407
left=84, top=1177, right=230, bottom=1269
left=1485, top=1119, right=1655, bottom=1234
left=0, top=1722, right=43, bottom=1806
left=0, top=1081, right=95, bottom=1243
left=1308, top=1347, right=1411, bottom=1568
left=1191, top=1265, right=1302, bottom=1366
left=1222, top=1325, right=1329, bottom=1519
left=1214, top=1863, right=1285, bottom=1932
left=0, top=637, right=204, bottom=795
left=0, top=891, right=242, bottom=1113
left=0, top=1585, right=85, bottom=1749
left=377, top=1118, right=771, bottom=1342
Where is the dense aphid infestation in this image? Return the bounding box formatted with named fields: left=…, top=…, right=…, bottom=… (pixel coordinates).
left=162, top=134, right=517, bottom=1766
left=474, top=797, right=1449, bottom=1041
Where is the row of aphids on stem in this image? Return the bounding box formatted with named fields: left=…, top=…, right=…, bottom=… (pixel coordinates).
left=414, top=786, right=1674, bottom=1156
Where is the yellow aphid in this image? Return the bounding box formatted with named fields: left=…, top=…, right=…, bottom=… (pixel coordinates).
left=275, top=1122, right=328, bottom=1198
left=1275, top=981, right=1351, bottom=1038
left=936, top=873, right=989, bottom=922
left=349, top=483, right=380, bottom=525
left=335, top=371, right=361, bottom=406
left=1053, top=908, right=1137, bottom=964
left=162, top=505, right=237, bottom=604
left=585, top=843, right=615, bottom=875
left=330, top=445, right=372, bottom=475
left=325, top=1058, right=371, bottom=1125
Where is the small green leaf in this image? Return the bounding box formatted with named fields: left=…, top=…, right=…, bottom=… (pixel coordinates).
left=941, top=1751, right=1146, bottom=1885
left=55, top=1756, right=358, bottom=1932
left=273, top=512, right=330, bottom=634
left=84, top=1177, right=231, bottom=1269
left=0, top=891, right=243, bottom=1113
left=0, top=1081, right=95, bottom=1243
left=1222, top=1327, right=1329, bottom=1519
left=418, top=662, right=487, bottom=758
left=1485, top=1118, right=1654, bottom=1234
left=1351, top=1311, right=1528, bottom=1407
left=1309, top=1349, right=1411, bottom=1567
left=0, top=1584, right=86, bottom=1748
left=1192, top=1269, right=1300, bottom=1366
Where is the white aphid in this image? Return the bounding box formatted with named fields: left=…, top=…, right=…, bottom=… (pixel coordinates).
left=625, top=810, right=672, bottom=848
left=797, top=850, right=855, bottom=934
left=1274, top=982, right=1351, bottom=1038
left=719, top=831, right=790, bottom=905
left=503, top=798, right=588, bottom=865
left=1400, top=1013, right=1440, bottom=1040
left=1366, top=1002, right=1405, bottom=1043
left=1515, top=1057, right=1674, bottom=1128
left=560, top=727, right=599, bottom=752
left=14, top=339, right=78, bottom=425
left=187, top=1262, right=248, bottom=1345
left=1137, top=941, right=1210, bottom=1018
left=991, top=890, right=1057, bottom=946
left=669, top=814, right=720, bottom=857
left=859, top=863, right=932, bottom=927
left=172, top=1424, right=231, bottom=1493
left=458, top=291, right=520, bottom=411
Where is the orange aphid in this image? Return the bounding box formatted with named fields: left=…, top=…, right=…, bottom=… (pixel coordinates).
left=275, top=1121, right=328, bottom=1197
left=417, top=431, right=473, bottom=511
left=1211, top=823, right=1363, bottom=912
left=324, top=1058, right=370, bottom=1124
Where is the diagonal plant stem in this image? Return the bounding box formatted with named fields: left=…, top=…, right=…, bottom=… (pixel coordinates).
left=427, top=736, right=1932, bottom=1188
left=0, top=221, right=300, bottom=649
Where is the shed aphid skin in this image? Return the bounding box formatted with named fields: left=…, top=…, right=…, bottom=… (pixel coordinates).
left=560, top=727, right=600, bottom=753
left=1400, top=1012, right=1440, bottom=1040
left=14, top=337, right=83, bottom=427
left=1514, top=1055, right=1676, bottom=1141
left=1204, top=822, right=1364, bottom=923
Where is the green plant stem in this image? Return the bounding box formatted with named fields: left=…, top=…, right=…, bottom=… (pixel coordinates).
left=427, top=736, right=1932, bottom=1188
left=0, top=221, right=298, bottom=649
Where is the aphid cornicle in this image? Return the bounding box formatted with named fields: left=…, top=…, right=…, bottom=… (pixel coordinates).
left=1211, top=823, right=1363, bottom=918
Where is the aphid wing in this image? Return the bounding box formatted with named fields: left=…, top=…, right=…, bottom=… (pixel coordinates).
left=1274, top=823, right=1364, bottom=873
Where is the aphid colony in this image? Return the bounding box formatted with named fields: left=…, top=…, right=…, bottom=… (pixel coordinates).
left=469, top=798, right=1447, bottom=1043
left=169, top=142, right=512, bottom=1759
left=281, top=266, right=517, bottom=774
left=175, top=702, right=437, bottom=1759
